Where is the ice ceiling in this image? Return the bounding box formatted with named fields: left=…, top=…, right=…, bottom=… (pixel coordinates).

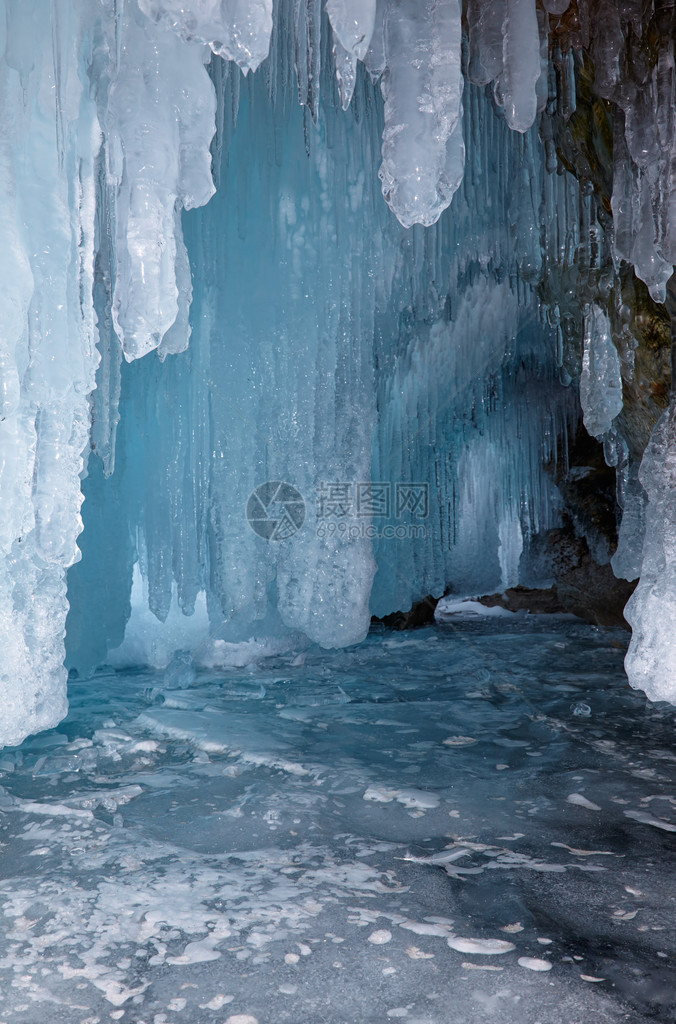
left=0, top=0, right=674, bottom=747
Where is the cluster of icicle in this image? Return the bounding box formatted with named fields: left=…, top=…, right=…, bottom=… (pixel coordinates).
left=0, top=0, right=674, bottom=746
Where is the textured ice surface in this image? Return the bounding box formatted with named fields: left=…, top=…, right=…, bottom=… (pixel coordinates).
left=0, top=1, right=100, bottom=746
left=1, top=621, right=675, bottom=1021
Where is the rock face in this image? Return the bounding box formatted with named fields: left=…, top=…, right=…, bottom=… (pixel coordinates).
left=374, top=598, right=439, bottom=632
left=478, top=539, right=636, bottom=630
left=544, top=531, right=636, bottom=628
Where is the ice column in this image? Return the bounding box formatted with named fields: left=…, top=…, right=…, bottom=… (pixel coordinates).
left=0, top=1, right=100, bottom=746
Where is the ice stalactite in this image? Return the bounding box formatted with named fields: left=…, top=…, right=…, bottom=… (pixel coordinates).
left=325, top=0, right=376, bottom=109
left=107, top=3, right=218, bottom=360
left=466, top=0, right=504, bottom=86
left=612, top=473, right=646, bottom=583
left=625, top=403, right=676, bottom=702
left=579, top=304, right=623, bottom=439
left=581, top=0, right=676, bottom=303
left=137, top=0, right=274, bottom=72
left=498, top=0, right=541, bottom=132
left=378, top=0, right=464, bottom=228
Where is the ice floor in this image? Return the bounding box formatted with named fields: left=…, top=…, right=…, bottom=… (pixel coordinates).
left=1, top=616, right=675, bottom=1024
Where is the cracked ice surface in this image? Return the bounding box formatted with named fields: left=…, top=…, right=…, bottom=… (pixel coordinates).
left=1, top=622, right=676, bottom=1021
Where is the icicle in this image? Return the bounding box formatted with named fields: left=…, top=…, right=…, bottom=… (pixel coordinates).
left=498, top=0, right=540, bottom=132
left=631, top=169, right=673, bottom=305
left=293, top=0, right=322, bottom=119
left=326, top=0, right=376, bottom=110
left=625, top=405, right=676, bottom=702
left=466, top=0, right=505, bottom=87
left=579, top=305, right=623, bottom=439
left=362, top=0, right=386, bottom=81
left=107, top=2, right=217, bottom=360
left=137, top=0, right=273, bottom=73
left=379, top=0, right=464, bottom=229
left=612, top=476, right=646, bottom=582
left=325, top=0, right=375, bottom=59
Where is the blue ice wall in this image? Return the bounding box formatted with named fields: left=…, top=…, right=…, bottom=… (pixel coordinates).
left=66, top=6, right=580, bottom=673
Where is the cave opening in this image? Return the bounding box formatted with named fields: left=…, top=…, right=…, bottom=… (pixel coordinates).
left=0, top=1, right=675, bottom=1021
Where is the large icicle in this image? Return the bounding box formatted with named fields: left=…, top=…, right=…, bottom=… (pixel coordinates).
left=107, top=2, right=217, bottom=360
left=466, top=0, right=505, bottom=86
left=497, top=0, right=541, bottom=133
left=579, top=304, right=623, bottom=439
left=378, top=0, right=464, bottom=228
left=624, top=405, right=676, bottom=702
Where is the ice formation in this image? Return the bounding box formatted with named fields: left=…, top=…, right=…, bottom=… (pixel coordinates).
left=624, top=407, right=676, bottom=703
left=579, top=305, right=623, bottom=439
left=0, top=0, right=674, bottom=745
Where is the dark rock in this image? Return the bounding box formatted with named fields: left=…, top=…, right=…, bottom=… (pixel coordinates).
left=478, top=587, right=565, bottom=615
left=373, top=597, right=439, bottom=631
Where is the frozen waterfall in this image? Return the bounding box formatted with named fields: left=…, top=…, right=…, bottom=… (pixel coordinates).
left=0, top=0, right=674, bottom=746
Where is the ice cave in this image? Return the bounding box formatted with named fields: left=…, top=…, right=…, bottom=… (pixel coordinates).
left=0, top=0, right=675, bottom=1021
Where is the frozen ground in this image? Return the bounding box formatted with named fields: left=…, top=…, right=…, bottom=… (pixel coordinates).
left=1, top=617, right=675, bottom=1024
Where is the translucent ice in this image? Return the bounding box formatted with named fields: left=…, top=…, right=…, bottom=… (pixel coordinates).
left=579, top=305, right=623, bottom=439
left=107, top=3, right=217, bottom=359
left=498, top=0, right=540, bottom=132
left=378, top=0, right=464, bottom=228
left=625, top=406, right=676, bottom=703
left=138, top=0, right=273, bottom=72
left=326, top=0, right=376, bottom=108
